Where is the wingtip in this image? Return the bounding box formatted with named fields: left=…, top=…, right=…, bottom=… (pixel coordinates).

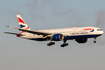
left=6, top=25, right=9, bottom=27
left=4, top=32, right=8, bottom=33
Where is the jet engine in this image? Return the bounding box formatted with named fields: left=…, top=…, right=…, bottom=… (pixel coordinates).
left=75, top=38, right=87, bottom=43
left=52, top=34, right=64, bottom=41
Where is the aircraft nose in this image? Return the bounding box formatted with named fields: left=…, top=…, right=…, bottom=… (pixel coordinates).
left=101, top=31, right=104, bottom=34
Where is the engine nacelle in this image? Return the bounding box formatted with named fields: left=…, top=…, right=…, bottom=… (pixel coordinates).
left=52, top=34, right=64, bottom=41
left=75, top=38, right=87, bottom=43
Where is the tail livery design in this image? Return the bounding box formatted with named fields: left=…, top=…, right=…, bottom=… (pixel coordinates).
left=16, top=15, right=30, bottom=30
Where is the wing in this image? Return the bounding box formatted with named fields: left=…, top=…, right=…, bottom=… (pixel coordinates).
left=6, top=26, right=52, bottom=36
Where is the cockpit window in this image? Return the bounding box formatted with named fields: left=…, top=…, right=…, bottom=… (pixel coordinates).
left=97, top=29, right=102, bottom=31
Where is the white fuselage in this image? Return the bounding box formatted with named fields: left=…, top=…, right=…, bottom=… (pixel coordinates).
left=20, top=26, right=104, bottom=41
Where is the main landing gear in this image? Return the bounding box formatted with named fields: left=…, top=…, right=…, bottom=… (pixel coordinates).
left=61, top=40, right=68, bottom=47
left=47, top=40, right=68, bottom=47
left=47, top=42, right=55, bottom=46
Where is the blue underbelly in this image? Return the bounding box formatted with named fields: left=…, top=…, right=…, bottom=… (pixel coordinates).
left=29, top=34, right=101, bottom=41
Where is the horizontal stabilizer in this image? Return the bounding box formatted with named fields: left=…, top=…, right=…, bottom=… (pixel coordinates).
left=4, top=32, right=23, bottom=36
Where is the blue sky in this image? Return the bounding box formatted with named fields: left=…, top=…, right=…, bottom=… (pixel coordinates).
left=1, top=0, right=105, bottom=70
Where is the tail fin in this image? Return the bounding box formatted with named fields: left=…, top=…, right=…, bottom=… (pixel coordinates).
left=16, top=15, right=30, bottom=30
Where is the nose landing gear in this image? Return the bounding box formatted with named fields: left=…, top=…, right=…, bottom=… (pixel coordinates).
left=93, top=41, right=96, bottom=43
left=93, top=37, right=97, bottom=43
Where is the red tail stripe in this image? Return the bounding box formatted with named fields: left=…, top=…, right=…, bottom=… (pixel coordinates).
left=19, top=27, right=29, bottom=34
left=19, top=31, right=24, bottom=34
left=25, top=26, right=29, bottom=29
left=17, top=18, right=26, bottom=24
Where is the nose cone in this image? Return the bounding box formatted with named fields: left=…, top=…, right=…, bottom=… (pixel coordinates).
left=101, top=31, right=104, bottom=35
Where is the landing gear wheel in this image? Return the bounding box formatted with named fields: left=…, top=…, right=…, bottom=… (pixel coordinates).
left=47, top=42, right=55, bottom=46
left=47, top=44, right=51, bottom=46
left=93, top=37, right=97, bottom=43
left=63, top=43, right=68, bottom=46
left=93, top=41, right=96, bottom=43
left=61, top=43, right=68, bottom=47
left=61, top=45, right=64, bottom=47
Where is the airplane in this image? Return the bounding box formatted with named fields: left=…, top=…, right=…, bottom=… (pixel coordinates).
left=4, top=15, right=104, bottom=47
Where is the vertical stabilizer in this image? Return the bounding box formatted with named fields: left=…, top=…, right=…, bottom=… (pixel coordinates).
left=16, top=15, right=30, bottom=30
